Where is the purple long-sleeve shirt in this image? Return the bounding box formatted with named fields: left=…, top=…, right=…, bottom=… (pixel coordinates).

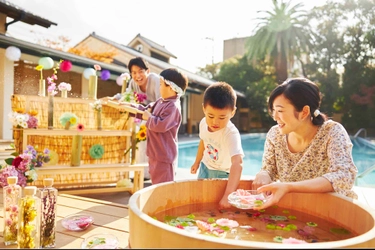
left=136, top=96, right=181, bottom=164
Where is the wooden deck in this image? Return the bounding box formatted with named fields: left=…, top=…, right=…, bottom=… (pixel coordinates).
left=0, top=192, right=130, bottom=249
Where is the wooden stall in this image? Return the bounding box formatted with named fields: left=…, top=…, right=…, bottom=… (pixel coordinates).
left=10, top=94, right=145, bottom=194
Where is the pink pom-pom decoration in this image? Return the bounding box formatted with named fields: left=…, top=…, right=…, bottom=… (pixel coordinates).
left=101, top=69, right=111, bottom=81
left=60, top=60, right=72, bottom=72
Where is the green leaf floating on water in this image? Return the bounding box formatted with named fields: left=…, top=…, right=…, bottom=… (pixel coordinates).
left=87, top=237, right=106, bottom=248
left=307, top=222, right=318, bottom=227
left=273, top=236, right=283, bottom=243
left=330, top=228, right=350, bottom=234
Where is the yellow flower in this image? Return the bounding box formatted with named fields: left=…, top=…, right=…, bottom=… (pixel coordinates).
left=139, top=124, right=146, bottom=131
left=14, top=107, right=25, bottom=114
left=35, top=65, right=43, bottom=71
left=35, top=65, right=44, bottom=80
left=28, top=209, right=37, bottom=221
left=69, top=116, right=77, bottom=125
left=136, top=128, right=147, bottom=141
left=29, top=110, right=38, bottom=116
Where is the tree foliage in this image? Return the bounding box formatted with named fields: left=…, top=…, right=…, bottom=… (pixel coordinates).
left=216, top=56, right=277, bottom=128
left=246, top=0, right=313, bottom=83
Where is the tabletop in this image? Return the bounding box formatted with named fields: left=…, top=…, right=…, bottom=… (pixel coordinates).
left=0, top=191, right=130, bottom=249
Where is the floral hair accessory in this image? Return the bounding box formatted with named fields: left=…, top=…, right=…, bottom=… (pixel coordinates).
left=313, top=109, right=320, bottom=117
left=160, top=76, right=184, bottom=96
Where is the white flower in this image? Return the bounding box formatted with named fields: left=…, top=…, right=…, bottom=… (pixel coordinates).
left=121, top=73, right=131, bottom=82
left=25, top=169, right=38, bottom=181
left=89, top=99, right=103, bottom=111
left=8, top=112, right=29, bottom=128
left=58, top=82, right=72, bottom=91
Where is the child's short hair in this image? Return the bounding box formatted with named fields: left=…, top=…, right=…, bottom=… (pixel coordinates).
left=203, top=82, right=237, bottom=110
left=128, top=57, right=150, bottom=72
left=160, top=68, right=188, bottom=93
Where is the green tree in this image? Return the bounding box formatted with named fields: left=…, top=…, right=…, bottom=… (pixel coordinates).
left=216, top=56, right=277, bottom=128
left=246, top=0, right=313, bottom=84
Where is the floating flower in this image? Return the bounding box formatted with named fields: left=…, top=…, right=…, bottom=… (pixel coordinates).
left=273, top=236, right=283, bottom=243
left=195, top=220, right=212, bottom=232
left=89, top=144, right=105, bottom=159
left=215, top=218, right=239, bottom=228
left=282, top=237, right=308, bottom=244
left=306, top=222, right=317, bottom=227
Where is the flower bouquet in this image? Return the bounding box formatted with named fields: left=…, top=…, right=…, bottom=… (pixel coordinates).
left=8, top=109, right=39, bottom=129
left=0, top=145, right=51, bottom=187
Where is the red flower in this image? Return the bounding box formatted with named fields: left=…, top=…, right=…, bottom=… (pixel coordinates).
left=12, top=156, right=22, bottom=167
left=77, top=123, right=85, bottom=132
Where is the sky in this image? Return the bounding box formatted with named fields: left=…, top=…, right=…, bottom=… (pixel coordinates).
left=8, top=0, right=330, bottom=73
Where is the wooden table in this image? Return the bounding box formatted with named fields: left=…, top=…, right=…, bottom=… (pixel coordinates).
left=0, top=192, right=130, bottom=249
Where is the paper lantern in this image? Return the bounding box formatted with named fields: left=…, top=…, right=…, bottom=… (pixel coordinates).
left=101, top=69, right=111, bottom=81
left=60, top=60, right=72, bottom=72
left=83, top=68, right=96, bottom=79
left=38, top=57, right=54, bottom=70
left=5, top=46, right=21, bottom=61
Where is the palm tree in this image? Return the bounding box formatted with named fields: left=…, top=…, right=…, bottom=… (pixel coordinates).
left=246, top=0, right=314, bottom=84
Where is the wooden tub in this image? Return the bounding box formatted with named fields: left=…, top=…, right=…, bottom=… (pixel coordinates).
left=128, top=179, right=375, bottom=248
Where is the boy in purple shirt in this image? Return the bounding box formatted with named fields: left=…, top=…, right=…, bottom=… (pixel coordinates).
left=134, top=68, right=188, bottom=184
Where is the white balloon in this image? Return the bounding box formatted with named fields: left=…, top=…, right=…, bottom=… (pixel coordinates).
left=83, top=68, right=96, bottom=79
left=5, top=46, right=21, bottom=61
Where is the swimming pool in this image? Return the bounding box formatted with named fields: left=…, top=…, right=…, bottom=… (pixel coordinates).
left=178, top=133, right=375, bottom=186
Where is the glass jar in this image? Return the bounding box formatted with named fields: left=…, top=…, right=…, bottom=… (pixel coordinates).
left=3, top=176, right=22, bottom=246
left=38, top=178, right=58, bottom=248
left=18, top=186, right=41, bottom=249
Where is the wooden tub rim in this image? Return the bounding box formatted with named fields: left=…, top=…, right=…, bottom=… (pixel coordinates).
left=128, top=179, right=375, bottom=248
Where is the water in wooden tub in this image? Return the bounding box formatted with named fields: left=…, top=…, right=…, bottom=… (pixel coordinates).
left=152, top=202, right=356, bottom=244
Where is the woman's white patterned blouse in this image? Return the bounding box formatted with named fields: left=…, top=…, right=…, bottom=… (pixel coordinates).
left=262, top=120, right=358, bottom=199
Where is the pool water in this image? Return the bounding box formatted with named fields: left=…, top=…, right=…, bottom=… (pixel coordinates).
left=178, top=133, right=375, bottom=185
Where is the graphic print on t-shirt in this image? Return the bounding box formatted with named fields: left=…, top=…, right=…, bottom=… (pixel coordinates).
left=206, top=144, right=219, bottom=161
